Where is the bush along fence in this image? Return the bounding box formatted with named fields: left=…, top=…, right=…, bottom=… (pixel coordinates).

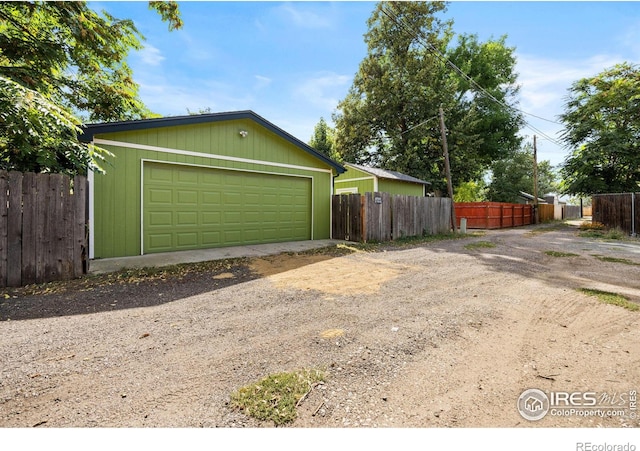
left=592, top=193, right=639, bottom=237
left=454, top=202, right=533, bottom=229
left=332, top=192, right=452, bottom=242
left=0, top=170, right=88, bottom=288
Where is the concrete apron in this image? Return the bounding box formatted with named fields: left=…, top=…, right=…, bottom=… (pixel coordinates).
left=89, top=240, right=344, bottom=275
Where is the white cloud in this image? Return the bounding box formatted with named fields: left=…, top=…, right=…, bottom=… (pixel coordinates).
left=513, top=53, right=624, bottom=166
left=254, top=75, right=272, bottom=90
left=618, top=20, right=640, bottom=60
left=137, top=45, right=165, bottom=66
left=516, top=53, right=622, bottom=113
left=137, top=78, right=255, bottom=116
left=277, top=3, right=333, bottom=29
left=294, top=72, right=351, bottom=110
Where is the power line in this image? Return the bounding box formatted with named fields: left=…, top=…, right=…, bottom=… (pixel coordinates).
left=378, top=5, right=565, bottom=146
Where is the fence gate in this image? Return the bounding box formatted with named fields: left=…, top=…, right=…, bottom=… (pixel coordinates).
left=0, top=170, right=88, bottom=288
left=331, top=193, right=363, bottom=242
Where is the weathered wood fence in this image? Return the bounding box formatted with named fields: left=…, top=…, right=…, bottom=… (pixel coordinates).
left=538, top=204, right=581, bottom=222
left=592, top=193, right=639, bottom=236
left=454, top=202, right=533, bottom=229
left=0, top=171, right=88, bottom=287
left=332, top=192, right=452, bottom=242
left=562, top=205, right=581, bottom=220
left=538, top=204, right=556, bottom=222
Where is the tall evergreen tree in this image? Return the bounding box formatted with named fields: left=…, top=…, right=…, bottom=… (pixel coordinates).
left=309, top=117, right=339, bottom=161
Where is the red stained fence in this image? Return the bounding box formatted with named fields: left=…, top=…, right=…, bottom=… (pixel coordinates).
left=454, top=202, right=533, bottom=229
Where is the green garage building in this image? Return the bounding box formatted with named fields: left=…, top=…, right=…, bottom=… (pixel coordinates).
left=81, top=111, right=344, bottom=259
left=334, top=163, right=430, bottom=197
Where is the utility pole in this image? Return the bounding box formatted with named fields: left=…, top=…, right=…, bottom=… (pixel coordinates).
left=439, top=107, right=457, bottom=233
left=533, top=135, right=539, bottom=224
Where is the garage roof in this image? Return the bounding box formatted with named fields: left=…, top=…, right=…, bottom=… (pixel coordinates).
left=346, top=163, right=431, bottom=185
left=79, top=110, right=345, bottom=174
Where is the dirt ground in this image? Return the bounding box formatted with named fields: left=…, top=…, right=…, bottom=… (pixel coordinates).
left=1, top=222, right=639, bottom=428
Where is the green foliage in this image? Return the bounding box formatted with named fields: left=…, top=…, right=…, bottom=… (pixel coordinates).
left=230, top=369, right=325, bottom=425
left=187, top=107, right=213, bottom=115
left=578, top=288, right=639, bottom=312
left=464, top=241, right=496, bottom=250
left=333, top=1, right=523, bottom=194
left=591, top=255, right=640, bottom=266
left=560, top=62, right=640, bottom=195
left=544, top=250, right=578, bottom=257
left=487, top=143, right=558, bottom=202
left=578, top=227, right=627, bottom=240
left=0, top=77, right=111, bottom=175
left=309, top=117, right=340, bottom=161
left=0, top=1, right=182, bottom=174
left=454, top=180, right=487, bottom=202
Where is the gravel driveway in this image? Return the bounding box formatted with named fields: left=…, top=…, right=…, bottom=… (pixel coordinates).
left=1, top=223, right=639, bottom=428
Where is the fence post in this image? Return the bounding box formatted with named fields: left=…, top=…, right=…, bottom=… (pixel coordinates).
left=632, top=192, right=636, bottom=237
left=7, top=172, right=23, bottom=286
left=0, top=171, right=8, bottom=288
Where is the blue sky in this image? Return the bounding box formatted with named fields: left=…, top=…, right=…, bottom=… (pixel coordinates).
left=97, top=1, right=640, bottom=168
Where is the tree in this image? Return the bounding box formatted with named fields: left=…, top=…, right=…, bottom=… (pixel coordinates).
left=0, top=1, right=182, bottom=122
left=560, top=62, right=640, bottom=195
left=486, top=143, right=557, bottom=203
left=453, top=180, right=487, bottom=202
left=309, top=117, right=339, bottom=161
left=332, top=1, right=523, bottom=194
left=0, top=1, right=181, bottom=174
left=0, top=76, right=111, bottom=175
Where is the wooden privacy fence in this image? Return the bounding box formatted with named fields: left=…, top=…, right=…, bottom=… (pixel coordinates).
left=562, top=205, right=581, bottom=220
left=538, top=204, right=555, bottom=222
left=0, top=171, right=88, bottom=287
left=592, top=193, right=639, bottom=236
left=332, top=192, right=452, bottom=242
left=454, top=202, right=532, bottom=229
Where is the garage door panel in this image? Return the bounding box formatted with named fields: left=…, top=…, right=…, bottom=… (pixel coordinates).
left=202, top=231, right=221, bottom=244
left=149, top=211, right=172, bottom=226
left=177, top=212, right=198, bottom=225
left=177, top=232, right=198, bottom=247
left=202, top=191, right=221, bottom=205
left=149, top=189, right=172, bottom=204
left=177, top=190, right=198, bottom=204
left=223, top=230, right=242, bottom=243
left=202, top=212, right=221, bottom=225
left=143, top=163, right=311, bottom=254
left=149, top=166, right=173, bottom=182
left=148, top=233, right=172, bottom=249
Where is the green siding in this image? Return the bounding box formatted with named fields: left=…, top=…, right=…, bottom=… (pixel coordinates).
left=378, top=179, right=425, bottom=196
left=92, top=119, right=334, bottom=258
left=334, top=165, right=425, bottom=196
left=334, top=165, right=375, bottom=194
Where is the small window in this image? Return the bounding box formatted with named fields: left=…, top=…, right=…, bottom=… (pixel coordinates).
left=336, top=187, right=358, bottom=194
